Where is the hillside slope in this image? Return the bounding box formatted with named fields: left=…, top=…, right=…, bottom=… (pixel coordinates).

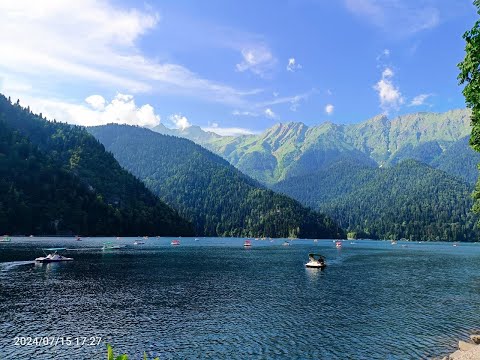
left=0, top=95, right=193, bottom=236
left=274, top=160, right=478, bottom=241
left=89, top=124, right=344, bottom=239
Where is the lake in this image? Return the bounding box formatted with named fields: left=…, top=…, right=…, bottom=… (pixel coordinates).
left=1, top=237, right=480, bottom=359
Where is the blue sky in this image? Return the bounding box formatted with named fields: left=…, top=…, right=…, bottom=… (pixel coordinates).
left=0, top=0, right=476, bottom=135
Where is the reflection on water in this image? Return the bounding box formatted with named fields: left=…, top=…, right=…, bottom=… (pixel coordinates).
left=0, top=237, right=479, bottom=359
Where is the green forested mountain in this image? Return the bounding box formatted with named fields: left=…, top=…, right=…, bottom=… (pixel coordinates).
left=0, top=95, right=193, bottom=236
left=274, top=160, right=478, bottom=241
left=430, top=136, right=480, bottom=184
left=153, top=109, right=473, bottom=185
left=88, top=124, right=344, bottom=239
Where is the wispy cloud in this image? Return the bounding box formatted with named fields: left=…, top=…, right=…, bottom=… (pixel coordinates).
left=373, top=67, right=404, bottom=113
left=409, top=93, right=433, bottom=107
left=0, top=0, right=260, bottom=107
left=203, top=122, right=256, bottom=136
left=344, top=0, right=440, bottom=36
left=236, top=45, right=276, bottom=77
left=286, top=58, right=302, bottom=72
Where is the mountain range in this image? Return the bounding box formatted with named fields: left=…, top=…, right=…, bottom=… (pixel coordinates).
left=88, top=124, right=344, bottom=239
left=152, top=109, right=480, bottom=241
left=153, top=109, right=476, bottom=185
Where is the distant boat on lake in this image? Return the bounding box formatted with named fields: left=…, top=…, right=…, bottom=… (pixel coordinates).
left=282, top=241, right=291, bottom=246
left=243, top=240, right=252, bottom=247
left=335, top=241, right=342, bottom=248
left=102, top=242, right=125, bottom=251
left=0, top=236, right=11, bottom=243
left=171, top=239, right=180, bottom=246
left=134, top=240, right=145, bottom=245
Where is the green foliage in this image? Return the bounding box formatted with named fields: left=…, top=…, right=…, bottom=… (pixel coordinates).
left=459, top=1, right=480, bottom=224
left=89, top=124, right=344, bottom=239
left=106, top=344, right=159, bottom=360
left=0, top=94, right=193, bottom=236
left=274, top=160, right=479, bottom=242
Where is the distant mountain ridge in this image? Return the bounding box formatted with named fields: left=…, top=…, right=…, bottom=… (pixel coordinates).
left=152, top=109, right=473, bottom=185
left=89, top=124, right=345, bottom=239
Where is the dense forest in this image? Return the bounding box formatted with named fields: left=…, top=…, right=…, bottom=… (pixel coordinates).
left=89, top=124, right=344, bottom=239
left=0, top=94, right=193, bottom=236
left=274, top=160, right=478, bottom=241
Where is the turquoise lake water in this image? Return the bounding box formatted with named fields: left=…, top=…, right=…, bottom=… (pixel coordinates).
left=1, top=237, right=480, bottom=359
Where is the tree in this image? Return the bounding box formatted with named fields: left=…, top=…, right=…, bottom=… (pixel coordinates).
left=459, top=1, right=480, bottom=220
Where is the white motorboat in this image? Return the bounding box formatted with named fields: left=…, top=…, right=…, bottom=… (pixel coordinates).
left=305, top=253, right=326, bottom=269
left=102, top=242, right=126, bottom=250
left=282, top=241, right=291, bottom=246
left=133, top=240, right=145, bottom=245
left=0, top=236, right=12, bottom=243
left=35, top=248, right=73, bottom=263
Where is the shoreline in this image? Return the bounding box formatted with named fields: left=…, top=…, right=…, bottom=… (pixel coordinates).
left=435, top=332, right=480, bottom=359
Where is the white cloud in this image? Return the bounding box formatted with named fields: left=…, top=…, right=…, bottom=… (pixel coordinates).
left=169, top=114, right=191, bottom=130
left=325, top=104, right=334, bottom=115
left=286, top=58, right=302, bottom=72
left=409, top=93, right=433, bottom=106
left=344, top=0, right=440, bottom=36
left=0, top=0, right=258, bottom=107
left=236, top=45, right=276, bottom=77
left=232, top=110, right=259, bottom=117
left=373, top=67, right=404, bottom=112
left=202, top=122, right=256, bottom=136
left=85, top=95, right=106, bottom=110
left=19, top=93, right=161, bottom=127
left=264, top=108, right=277, bottom=119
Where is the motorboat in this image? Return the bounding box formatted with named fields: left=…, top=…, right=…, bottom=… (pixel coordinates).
left=391, top=240, right=397, bottom=245
left=305, top=253, right=326, bottom=269
left=313, top=239, right=318, bottom=243
left=102, top=242, right=126, bottom=251
left=282, top=241, right=291, bottom=246
left=243, top=240, right=252, bottom=247
left=35, top=248, right=73, bottom=263
left=0, top=236, right=12, bottom=243
left=335, top=241, right=342, bottom=248
left=75, top=236, right=82, bottom=241
left=134, top=240, right=145, bottom=245
left=171, top=239, right=180, bottom=246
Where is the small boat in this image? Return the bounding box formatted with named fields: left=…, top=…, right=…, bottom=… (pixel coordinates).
left=391, top=240, right=397, bottom=245
left=171, top=239, right=180, bottom=246
left=75, top=236, right=82, bottom=241
left=35, top=248, right=73, bottom=263
left=102, top=242, right=125, bottom=251
left=0, top=236, right=12, bottom=243
left=243, top=240, right=252, bottom=247
left=134, top=240, right=145, bottom=245
left=335, top=241, right=342, bottom=248
left=313, top=239, right=318, bottom=243
left=350, top=241, right=356, bottom=245
left=194, top=238, right=200, bottom=241
left=305, top=253, right=326, bottom=269
left=282, top=241, right=291, bottom=246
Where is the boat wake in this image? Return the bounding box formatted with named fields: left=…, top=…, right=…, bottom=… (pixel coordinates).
left=0, top=261, right=35, bottom=272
